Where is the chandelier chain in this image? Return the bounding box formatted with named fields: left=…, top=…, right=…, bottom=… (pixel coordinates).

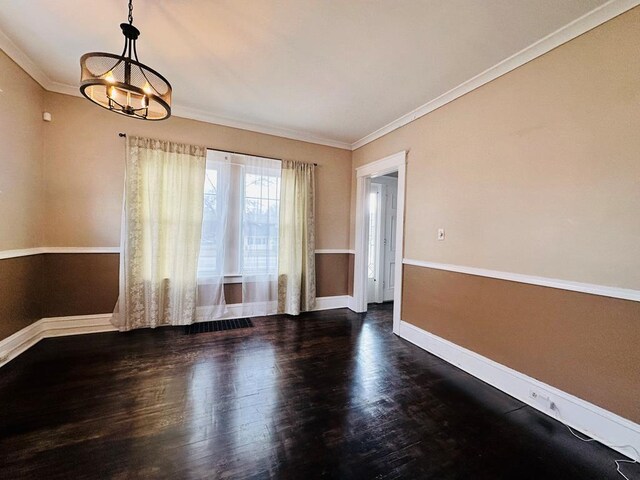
left=128, top=0, right=134, bottom=25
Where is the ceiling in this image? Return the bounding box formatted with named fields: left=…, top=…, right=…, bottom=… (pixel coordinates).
left=0, top=0, right=619, bottom=149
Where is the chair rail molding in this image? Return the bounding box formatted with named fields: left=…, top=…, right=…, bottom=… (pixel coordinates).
left=0, top=248, right=361, bottom=260
left=0, top=247, right=120, bottom=260
left=403, top=258, right=640, bottom=302
left=314, top=249, right=355, bottom=254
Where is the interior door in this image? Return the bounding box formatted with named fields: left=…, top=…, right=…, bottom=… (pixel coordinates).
left=382, top=178, right=398, bottom=302
left=367, top=183, right=382, bottom=303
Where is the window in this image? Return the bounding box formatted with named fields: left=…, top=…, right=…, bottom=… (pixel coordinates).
left=197, top=150, right=281, bottom=279
left=243, top=170, right=280, bottom=275
left=199, top=168, right=220, bottom=275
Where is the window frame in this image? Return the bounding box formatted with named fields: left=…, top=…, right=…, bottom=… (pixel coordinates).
left=198, top=149, right=281, bottom=282
left=240, top=163, right=281, bottom=277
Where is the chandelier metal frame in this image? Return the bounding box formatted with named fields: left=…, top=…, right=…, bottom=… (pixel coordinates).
left=79, top=0, right=172, bottom=120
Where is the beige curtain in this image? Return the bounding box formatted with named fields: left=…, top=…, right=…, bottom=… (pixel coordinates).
left=277, top=160, right=316, bottom=315
left=112, top=136, right=207, bottom=331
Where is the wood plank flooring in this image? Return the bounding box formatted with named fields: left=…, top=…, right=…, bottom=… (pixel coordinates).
left=0, top=303, right=634, bottom=479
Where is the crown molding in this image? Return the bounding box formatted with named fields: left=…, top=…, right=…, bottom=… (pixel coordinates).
left=3, top=0, right=638, bottom=152
left=43, top=80, right=353, bottom=149
left=47, top=80, right=81, bottom=98
left=351, top=0, right=640, bottom=150
left=0, top=31, right=352, bottom=151
left=0, top=28, right=50, bottom=88
left=169, top=104, right=353, bottom=150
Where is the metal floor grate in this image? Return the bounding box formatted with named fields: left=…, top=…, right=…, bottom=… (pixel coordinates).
left=184, top=318, right=254, bottom=335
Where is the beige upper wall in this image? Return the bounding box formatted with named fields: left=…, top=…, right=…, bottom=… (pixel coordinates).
left=0, top=50, right=44, bottom=250
left=42, top=92, right=352, bottom=249
left=352, top=7, right=640, bottom=290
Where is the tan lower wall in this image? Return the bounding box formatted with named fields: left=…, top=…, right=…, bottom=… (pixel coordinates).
left=40, top=251, right=349, bottom=310
left=402, top=264, right=640, bottom=423
left=316, top=253, right=350, bottom=297
left=42, top=254, right=120, bottom=318
left=39, top=252, right=352, bottom=314
left=0, top=252, right=351, bottom=341
left=0, top=256, right=43, bottom=340
left=224, top=284, right=243, bottom=305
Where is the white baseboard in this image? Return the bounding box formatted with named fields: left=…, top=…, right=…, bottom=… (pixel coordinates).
left=41, top=314, right=117, bottom=337
left=0, top=320, right=44, bottom=368
left=194, top=295, right=352, bottom=321
left=0, top=314, right=115, bottom=368
left=399, top=321, right=640, bottom=460
left=0, top=296, right=354, bottom=368
left=313, top=295, right=351, bottom=311
left=347, top=296, right=360, bottom=312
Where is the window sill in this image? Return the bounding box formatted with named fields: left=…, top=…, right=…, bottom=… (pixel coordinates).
left=224, top=274, right=242, bottom=284
left=198, top=274, right=277, bottom=285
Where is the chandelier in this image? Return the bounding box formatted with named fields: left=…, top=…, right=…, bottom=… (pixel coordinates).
left=79, top=0, right=171, bottom=120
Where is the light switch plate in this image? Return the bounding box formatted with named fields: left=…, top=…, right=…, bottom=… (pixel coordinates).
left=437, top=228, right=445, bottom=241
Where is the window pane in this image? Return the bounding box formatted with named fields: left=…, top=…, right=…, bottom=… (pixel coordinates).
left=244, top=173, right=262, bottom=198
left=243, top=172, right=280, bottom=275
left=199, top=167, right=220, bottom=276
left=204, top=169, right=217, bottom=195
left=198, top=151, right=281, bottom=281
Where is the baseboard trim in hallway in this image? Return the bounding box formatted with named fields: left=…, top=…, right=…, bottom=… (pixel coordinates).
left=398, top=320, right=640, bottom=460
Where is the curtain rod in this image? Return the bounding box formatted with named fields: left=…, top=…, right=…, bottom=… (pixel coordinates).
left=118, top=133, right=318, bottom=166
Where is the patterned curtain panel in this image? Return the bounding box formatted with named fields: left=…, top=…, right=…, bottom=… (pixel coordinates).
left=277, top=160, right=316, bottom=315
left=112, top=136, right=207, bottom=331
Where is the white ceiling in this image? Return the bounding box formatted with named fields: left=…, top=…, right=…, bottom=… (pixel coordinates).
left=0, top=0, right=619, bottom=148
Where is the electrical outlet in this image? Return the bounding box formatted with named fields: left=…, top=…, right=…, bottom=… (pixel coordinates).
left=529, top=389, right=555, bottom=411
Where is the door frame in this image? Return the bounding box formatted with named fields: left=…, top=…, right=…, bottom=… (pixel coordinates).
left=354, top=151, right=407, bottom=335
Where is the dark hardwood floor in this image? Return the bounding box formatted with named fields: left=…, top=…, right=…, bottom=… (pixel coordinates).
left=0, top=303, right=634, bottom=479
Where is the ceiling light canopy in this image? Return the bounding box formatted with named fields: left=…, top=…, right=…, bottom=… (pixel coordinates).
left=79, top=0, right=172, bottom=121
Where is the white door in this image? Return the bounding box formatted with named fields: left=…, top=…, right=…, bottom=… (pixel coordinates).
left=367, top=183, right=382, bottom=303
left=382, top=179, right=398, bottom=302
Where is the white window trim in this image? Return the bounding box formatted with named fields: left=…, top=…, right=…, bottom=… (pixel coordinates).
left=199, top=149, right=281, bottom=280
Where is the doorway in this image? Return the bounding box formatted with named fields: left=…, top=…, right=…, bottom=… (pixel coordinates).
left=367, top=173, right=398, bottom=305
left=353, top=151, right=406, bottom=335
